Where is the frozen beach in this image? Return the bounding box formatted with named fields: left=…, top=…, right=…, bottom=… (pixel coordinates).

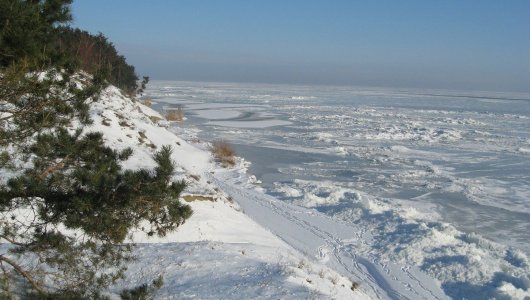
left=147, top=81, right=530, bottom=299
left=3, top=81, right=527, bottom=298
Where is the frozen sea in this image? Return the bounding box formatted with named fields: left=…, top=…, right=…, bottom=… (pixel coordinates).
left=146, top=81, right=530, bottom=298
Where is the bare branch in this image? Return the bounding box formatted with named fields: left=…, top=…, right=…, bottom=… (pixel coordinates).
left=0, top=234, right=26, bottom=247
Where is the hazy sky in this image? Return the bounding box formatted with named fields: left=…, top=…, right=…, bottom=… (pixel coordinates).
left=72, top=1, right=530, bottom=92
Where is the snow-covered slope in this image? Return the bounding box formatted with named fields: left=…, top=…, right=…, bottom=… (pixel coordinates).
left=86, top=86, right=367, bottom=299
left=4, top=83, right=528, bottom=299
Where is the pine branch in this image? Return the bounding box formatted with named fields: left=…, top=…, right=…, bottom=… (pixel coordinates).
left=0, top=255, right=45, bottom=295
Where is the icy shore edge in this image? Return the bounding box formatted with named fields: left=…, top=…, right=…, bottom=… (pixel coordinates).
left=89, top=86, right=369, bottom=299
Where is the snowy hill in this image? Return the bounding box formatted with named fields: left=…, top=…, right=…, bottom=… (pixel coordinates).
left=85, top=86, right=367, bottom=299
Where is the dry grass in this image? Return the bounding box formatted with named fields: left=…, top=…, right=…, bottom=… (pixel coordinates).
left=182, top=194, right=216, bottom=202
left=138, top=131, right=147, bottom=140
left=165, top=105, right=184, bottom=122
left=142, top=99, right=153, bottom=107
left=210, top=140, right=236, bottom=167
left=188, top=174, right=200, bottom=181
left=118, top=120, right=131, bottom=128
left=138, top=130, right=147, bottom=144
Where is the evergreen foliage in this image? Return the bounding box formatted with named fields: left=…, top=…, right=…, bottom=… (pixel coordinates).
left=54, top=27, right=140, bottom=94
left=0, top=0, right=190, bottom=297
left=1, top=0, right=141, bottom=94
left=137, top=76, right=150, bottom=95
left=119, top=275, right=164, bottom=300
left=0, top=0, right=72, bottom=68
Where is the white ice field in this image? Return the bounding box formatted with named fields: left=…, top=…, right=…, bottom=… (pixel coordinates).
left=146, top=81, right=530, bottom=299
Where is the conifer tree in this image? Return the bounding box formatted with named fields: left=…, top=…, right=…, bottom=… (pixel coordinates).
left=138, top=76, right=150, bottom=95
left=53, top=27, right=141, bottom=94
left=0, top=0, right=191, bottom=297
left=0, top=0, right=73, bottom=67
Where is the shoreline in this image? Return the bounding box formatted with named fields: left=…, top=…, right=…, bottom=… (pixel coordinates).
left=145, top=93, right=448, bottom=299
left=145, top=80, right=530, bottom=300
left=89, top=86, right=369, bottom=298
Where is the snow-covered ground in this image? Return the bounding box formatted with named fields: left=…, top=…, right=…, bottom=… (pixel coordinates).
left=3, top=81, right=529, bottom=299
left=1, top=84, right=365, bottom=299
left=98, top=87, right=446, bottom=299
left=78, top=86, right=368, bottom=299
left=143, top=81, right=530, bottom=300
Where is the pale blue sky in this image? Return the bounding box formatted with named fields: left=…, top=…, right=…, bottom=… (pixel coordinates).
left=72, top=1, right=530, bottom=92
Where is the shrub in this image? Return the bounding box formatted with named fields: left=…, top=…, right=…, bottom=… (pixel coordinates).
left=165, top=106, right=184, bottom=122
left=210, top=140, right=236, bottom=167
left=120, top=275, right=164, bottom=300
left=53, top=27, right=139, bottom=94
left=142, top=99, right=153, bottom=107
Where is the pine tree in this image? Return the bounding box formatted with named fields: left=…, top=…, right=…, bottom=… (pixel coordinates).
left=53, top=27, right=141, bottom=94
left=0, top=0, right=73, bottom=68
left=138, top=76, right=150, bottom=95
left=0, top=0, right=191, bottom=297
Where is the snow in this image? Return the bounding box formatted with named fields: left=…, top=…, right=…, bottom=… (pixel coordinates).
left=130, top=198, right=285, bottom=246
left=193, top=109, right=241, bottom=120
left=208, top=171, right=449, bottom=300
left=1, top=83, right=368, bottom=299
left=67, top=85, right=372, bottom=298
left=143, top=80, right=530, bottom=300
left=88, top=86, right=211, bottom=174
left=208, top=119, right=293, bottom=128
left=4, top=80, right=530, bottom=299
left=119, top=199, right=363, bottom=299
left=518, top=147, right=530, bottom=154
left=114, top=241, right=363, bottom=299
left=290, top=96, right=316, bottom=100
